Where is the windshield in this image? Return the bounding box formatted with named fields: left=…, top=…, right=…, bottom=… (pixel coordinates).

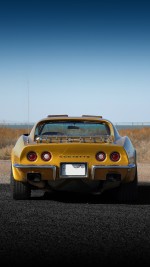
left=35, top=121, right=111, bottom=137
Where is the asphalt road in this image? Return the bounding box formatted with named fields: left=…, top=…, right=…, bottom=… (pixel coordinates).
left=0, top=183, right=150, bottom=267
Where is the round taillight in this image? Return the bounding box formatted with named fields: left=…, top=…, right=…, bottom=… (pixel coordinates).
left=110, top=151, right=120, bottom=162
left=96, top=151, right=106, bottom=161
left=41, top=151, right=51, bottom=161
left=27, top=151, right=37, bottom=161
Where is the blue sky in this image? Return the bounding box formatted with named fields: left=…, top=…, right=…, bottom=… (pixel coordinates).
left=0, top=0, right=150, bottom=124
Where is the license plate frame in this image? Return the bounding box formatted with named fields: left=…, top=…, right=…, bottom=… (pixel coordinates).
left=60, top=163, right=88, bottom=178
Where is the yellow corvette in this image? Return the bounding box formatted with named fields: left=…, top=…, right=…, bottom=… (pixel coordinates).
left=11, top=115, right=138, bottom=202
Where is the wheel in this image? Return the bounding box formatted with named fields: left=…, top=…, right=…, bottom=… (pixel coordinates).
left=10, top=168, right=31, bottom=200
left=117, top=168, right=138, bottom=203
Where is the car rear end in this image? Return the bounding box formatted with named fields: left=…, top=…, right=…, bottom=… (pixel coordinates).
left=11, top=116, right=137, bottom=200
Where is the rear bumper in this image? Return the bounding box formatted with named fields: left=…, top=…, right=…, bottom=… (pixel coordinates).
left=13, top=163, right=136, bottom=181
left=91, top=163, right=136, bottom=180
left=13, top=164, right=56, bottom=179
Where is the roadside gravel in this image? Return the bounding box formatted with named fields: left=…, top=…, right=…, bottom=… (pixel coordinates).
left=0, top=160, right=149, bottom=184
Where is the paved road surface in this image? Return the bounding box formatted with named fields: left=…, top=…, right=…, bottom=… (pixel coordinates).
left=0, top=183, right=150, bottom=267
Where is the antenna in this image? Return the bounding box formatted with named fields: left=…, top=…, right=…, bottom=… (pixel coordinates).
left=27, top=80, right=30, bottom=134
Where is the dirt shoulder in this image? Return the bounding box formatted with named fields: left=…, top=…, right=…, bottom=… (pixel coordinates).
left=0, top=160, right=149, bottom=184
left=136, top=163, right=150, bottom=182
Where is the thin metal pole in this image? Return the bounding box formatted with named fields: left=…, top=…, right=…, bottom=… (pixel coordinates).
left=27, top=80, right=30, bottom=134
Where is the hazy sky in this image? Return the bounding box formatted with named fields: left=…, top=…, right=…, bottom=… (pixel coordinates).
left=0, top=0, right=150, bottom=123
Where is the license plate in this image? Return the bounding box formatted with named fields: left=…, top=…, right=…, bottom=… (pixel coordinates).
left=60, top=163, right=87, bottom=177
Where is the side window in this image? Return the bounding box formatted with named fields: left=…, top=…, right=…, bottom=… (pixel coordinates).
left=105, top=124, right=111, bottom=135
left=35, top=126, right=40, bottom=136
left=35, top=123, right=45, bottom=136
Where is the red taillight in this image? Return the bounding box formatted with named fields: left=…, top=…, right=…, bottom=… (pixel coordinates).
left=27, top=151, right=37, bottom=161
left=41, top=151, right=51, bottom=161
left=110, top=152, right=120, bottom=162
left=96, top=151, right=106, bottom=161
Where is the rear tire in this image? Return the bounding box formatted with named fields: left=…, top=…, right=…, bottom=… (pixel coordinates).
left=10, top=168, right=31, bottom=200
left=117, top=168, right=138, bottom=203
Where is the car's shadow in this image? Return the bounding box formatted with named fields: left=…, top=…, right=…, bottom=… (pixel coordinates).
left=31, top=182, right=150, bottom=205
left=2, top=183, right=150, bottom=205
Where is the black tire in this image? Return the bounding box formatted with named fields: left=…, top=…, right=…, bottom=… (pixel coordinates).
left=117, top=168, right=138, bottom=203
left=10, top=168, right=31, bottom=200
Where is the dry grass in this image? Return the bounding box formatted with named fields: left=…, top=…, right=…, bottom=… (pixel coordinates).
left=119, top=127, right=150, bottom=163
left=0, top=126, right=29, bottom=160
left=0, top=126, right=150, bottom=183
left=0, top=126, right=150, bottom=163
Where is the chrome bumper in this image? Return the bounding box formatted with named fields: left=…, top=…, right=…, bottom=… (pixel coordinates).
left=91, top=163, right=136, bottom=180
left=13, top=164, right=56, bottom=179
left=13, top=163, right=136, bottom=181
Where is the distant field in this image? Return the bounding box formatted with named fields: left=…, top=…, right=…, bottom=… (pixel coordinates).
left=0, top=127, right=29, bottom=160
left=0, top=126, right=150, bottom=163
left=119, top=128, right=150, bottom=163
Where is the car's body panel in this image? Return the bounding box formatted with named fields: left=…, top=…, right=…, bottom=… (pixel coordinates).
left=11, top=115, right=138, bottom=201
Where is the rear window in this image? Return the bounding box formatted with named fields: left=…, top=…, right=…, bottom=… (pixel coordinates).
left=35, top=121, right=110, bottom=137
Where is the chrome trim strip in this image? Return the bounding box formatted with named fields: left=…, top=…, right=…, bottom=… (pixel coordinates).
left=13, top=164, right=56, bottom=179
left=36, top=135, right=114, bottom=144
left=91, top=163, right=136, bottom=180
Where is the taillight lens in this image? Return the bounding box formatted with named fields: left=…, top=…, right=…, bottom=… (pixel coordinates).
left=27, top=151, right=37, bottom=161
left=41, top=151, right=51, bottom=161
left=110, top=152, right=120, bottom=162
left=96, top=151, right=106, bottom=161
